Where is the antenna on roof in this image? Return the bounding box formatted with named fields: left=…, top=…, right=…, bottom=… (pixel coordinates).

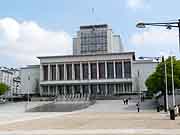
left=91, top=7, right=95, bottom=25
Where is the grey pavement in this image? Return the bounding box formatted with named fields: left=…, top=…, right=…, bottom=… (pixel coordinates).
left=0, top=129, right=180, bottom=135
left=81, top=99, right=156, bottom=112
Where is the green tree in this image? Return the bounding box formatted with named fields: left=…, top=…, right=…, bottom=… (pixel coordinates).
left=0, top=83, right=9, bottom=95
left=145, top=56, right=180, bottom=94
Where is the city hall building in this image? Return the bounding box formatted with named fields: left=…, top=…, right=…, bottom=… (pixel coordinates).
left=21, top=24, right=158, bottom=97
left=38, top=52, right=134, bottom=96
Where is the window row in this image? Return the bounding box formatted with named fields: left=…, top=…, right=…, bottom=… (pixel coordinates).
left=42, top=61, right=131, bottom=81
left=41, top=83, right=132, bottom=96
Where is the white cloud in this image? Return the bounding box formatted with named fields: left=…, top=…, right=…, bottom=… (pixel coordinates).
left=0, top=17, right=72, bottom=67
left=130, top=28, right=179, bottom=57
left=127, top=0, right=149, bottom=10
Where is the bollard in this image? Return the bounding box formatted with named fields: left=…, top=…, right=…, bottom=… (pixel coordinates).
left=170, top=109, right=175, bottom=120
left=157, top=106, right=160, bottom=112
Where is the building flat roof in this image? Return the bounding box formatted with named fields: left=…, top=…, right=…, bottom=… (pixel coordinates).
left=133, top=60, right=159, bottom=64
left=21, top=65, right=40, bottom=69
left=37, top=52, right=135, bottom=60
left=80, top=24, right=108, bottom=29
left=0, top=70, right=13, bottom=74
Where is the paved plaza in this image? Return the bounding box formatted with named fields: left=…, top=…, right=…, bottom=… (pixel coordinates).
left=0, top=100, right=180, bottom=135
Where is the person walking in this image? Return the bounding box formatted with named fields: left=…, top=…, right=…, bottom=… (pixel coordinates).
left=126, top=99, right=128, bottom=105
left=123, top=99, right=125, bottom=104
left=136, top=102, right=140, bottom=112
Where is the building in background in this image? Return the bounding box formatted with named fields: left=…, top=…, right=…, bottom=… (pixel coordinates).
left=132, top=60, right=158, bottom=93
left=73, top=24, right=123, bottom=55
left=0, top=67, right=21, bottom=97
left=20, top=24, right=158, bottom=97
left=38, top=52, right=134, bottom=96
left=20, top=65, right=40, bottom=96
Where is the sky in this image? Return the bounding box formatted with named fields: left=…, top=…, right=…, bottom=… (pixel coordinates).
left=0, top=0, right=180, bottom=67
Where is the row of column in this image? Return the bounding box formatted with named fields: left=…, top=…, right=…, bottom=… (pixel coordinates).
left=40, top=83, right=132, bottom=96
left=40, top=60, right=127, bottom=81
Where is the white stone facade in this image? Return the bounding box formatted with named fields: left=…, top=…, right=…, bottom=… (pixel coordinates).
left=20, top=65, right=40, bottom=95
left=20, top=55, right=158, bottom=97
left=132, top=60, right=158, bottom=93
left=38, top=52, right=134, bottom=96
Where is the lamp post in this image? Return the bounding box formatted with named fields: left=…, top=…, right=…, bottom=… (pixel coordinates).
left=136, top=20, right=179, bottom=110
left=171, top=56, right=175, bottom=106
left=27, top=75, right=30, bottom=110
left=136, top=19, right=180, bottom=52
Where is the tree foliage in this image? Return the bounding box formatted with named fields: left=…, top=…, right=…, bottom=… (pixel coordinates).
left=145, top=57, right=180, bottom=94
left=0, top=83, right=9, bottom=95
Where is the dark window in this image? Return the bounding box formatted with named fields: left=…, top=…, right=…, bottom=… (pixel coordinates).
left=74, top=64, right=80, bottom=80
left=116, top=83, right=124, bottom=93
left=50, top=65, right=56, bottom=81
left=66, top=85, right=72, bottom=95
left=99, top=63, right=105, bottom=79
left=82, top=63, right=88, bottom=80
left=124, top=61, right=131, bottom=78
left=43, top=65, right=48, bottom=81
left=124, top=83, right=132, bottom=93
left=57, top=85, right=64, bottom=95
left=107, top=84, right=114, bottom=95
left=58, top=64, right=64, bottom=80
left=42, top=86, right=48, bottom=95
left=66, top=64, right=72, bottom=80
left=49, top=85, right=56, bottom=96
left=90, top=84, right=97, bottom=95
left=82, top=85, right=89, bottom=95
left=115, top=62, right=122, bottom=78
left=91, top=63, right=97, bottom=79
left=74, top=85, right=80, bottom=94
left=107, top=62, right=114, bottom=79
left=99, top=84, right=106, bottom=95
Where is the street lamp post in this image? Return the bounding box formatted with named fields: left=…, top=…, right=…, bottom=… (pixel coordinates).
left=136, top=19, right=180, bottom=52
left=164, top=57, right=168, bottom=111
left=136, top=19, right=179, bottom=110
left=171, top=56, right=175, bottom=106
left=27, top=75, right=30, bottom=110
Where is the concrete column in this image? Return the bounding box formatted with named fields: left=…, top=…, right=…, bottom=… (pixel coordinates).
left=80, top=62, right=83, bottom=80
left=88, top=85, right=91, bottom=95
left=64, top=63, right=66, bottom=80
left=122, top=60, right=124, bottom=78
left=114, top=84, right=116, bottom=95
left=48, top=85, right=50, bottom=96
left=80, top=85, right=83, bottom=95
left=56, top=85, right=58, bottom=96
left=56, top=64, right=59, bottom=80
left=123, top=83, right=125, bottom=93
left=105, top=84, right=108, bottom=96
left=40, top=86, right=43, bottom=96
left=88, top=62, right=91, bottom=80
left=113, top=61, right=116, bottom=78
left=48, top=64, right=51, bottom=81
left=64, top=85, right=66, bottom=95
left=97, top=84, right=99, bottom=94
left=72, top=85, right=75, bottom=96
left=72, top=63, right=75, bottom=80
left=105, top=61, right=107, bottom=79
left=130, top=59, right=132, bottom=78
left=40, top=65, right=43, bottom=81
left=97, top=61, right=99, bottom=80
